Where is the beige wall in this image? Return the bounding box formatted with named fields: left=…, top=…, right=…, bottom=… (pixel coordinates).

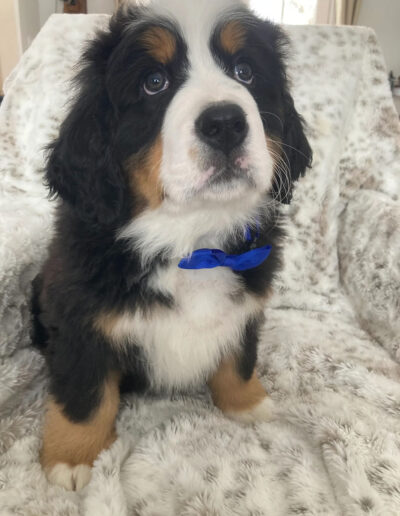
left=88, top=0, right=115, bottom=13
left=358, top=0, right=400, bottom=76
left=18, top=0, right=41, bottom=51
left=39, top=0, right=115, bottom=28
left=0, top=0, right=22, bottom=92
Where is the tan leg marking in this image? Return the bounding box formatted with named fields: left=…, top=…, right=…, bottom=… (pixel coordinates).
left=220, top=21, right=246, bottom=55
left=140, top=26, right=177, bottom=64
left=41, top=371, right=120, bottom=471
left=208, top=356, right=267, bottom=414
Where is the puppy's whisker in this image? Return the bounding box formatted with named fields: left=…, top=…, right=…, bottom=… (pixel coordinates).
left=269, top=136, right=311, bottom=161
left=276, top=166, right=291, bottom=202
left=259, top=111, right=284, bottom=129
left=268, top=147, right=292, bottom=202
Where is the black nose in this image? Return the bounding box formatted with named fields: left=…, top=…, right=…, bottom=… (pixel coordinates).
left=195, top=103, right=248, bottom=154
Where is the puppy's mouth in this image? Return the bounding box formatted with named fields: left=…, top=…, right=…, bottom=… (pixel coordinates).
left=196, top=148, right=256, bottom=193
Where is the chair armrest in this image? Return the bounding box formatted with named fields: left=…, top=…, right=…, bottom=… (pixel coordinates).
left=338, top=190, right=400, bottom=360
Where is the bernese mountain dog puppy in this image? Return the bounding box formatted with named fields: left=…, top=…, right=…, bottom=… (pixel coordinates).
left=33, top=0, right=312, bottom=490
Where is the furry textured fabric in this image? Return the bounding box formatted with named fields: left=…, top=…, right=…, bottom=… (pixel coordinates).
left=0, top=14, right=400, bottom=516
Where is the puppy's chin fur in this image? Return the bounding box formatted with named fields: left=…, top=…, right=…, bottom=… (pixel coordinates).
left=36, top=0, right=312, bottom=491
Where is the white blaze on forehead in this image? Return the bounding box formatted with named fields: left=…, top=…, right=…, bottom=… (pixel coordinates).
left=150, top=0, right=248, bottom=95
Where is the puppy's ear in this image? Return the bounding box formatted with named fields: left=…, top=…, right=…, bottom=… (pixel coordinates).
left=46, top=25, right=126, bottom=228
left=251, top=18, right=312, bottom=204
left=272, top=91, right=313, bottom=204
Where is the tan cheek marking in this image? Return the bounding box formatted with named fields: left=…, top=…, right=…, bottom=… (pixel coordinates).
left=41, top=372, right=120, bottom=469
left=140, top=26, right=177, bottom=64
left=208, top=356, right=267, bottom=414
left=266, top=135, right=283, bottom=165
left=267, top=134, right=284, bottom=182
left=127, top=137, right=164, bottom=211
left=220, top=21, right=246, bottom=55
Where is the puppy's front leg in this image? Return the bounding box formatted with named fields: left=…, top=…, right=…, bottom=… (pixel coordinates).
left=209, top=356, right=275, bottom=423
left=41, top=371, right=120, bottom=491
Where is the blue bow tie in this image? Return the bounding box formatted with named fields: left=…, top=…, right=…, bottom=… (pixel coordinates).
left=178, top=225, right=272, bottom=272
left=178, top=245, right=272, bottom=271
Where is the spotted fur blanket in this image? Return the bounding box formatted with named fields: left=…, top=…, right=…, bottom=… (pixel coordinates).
left=1, top=14, right=400, bottom=516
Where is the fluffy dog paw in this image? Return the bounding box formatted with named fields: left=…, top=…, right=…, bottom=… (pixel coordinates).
left=227, top=397, right=276, bottom=424
left=46, top=463, right=92, bottom=491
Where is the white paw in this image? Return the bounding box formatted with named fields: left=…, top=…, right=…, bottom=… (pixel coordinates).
left=227, top=397, right=276, bottom=424
left=46, top=463, right=92, bottom=491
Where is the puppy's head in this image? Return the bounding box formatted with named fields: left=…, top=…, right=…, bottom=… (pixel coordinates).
left=47, top=0, right=312, bottom=228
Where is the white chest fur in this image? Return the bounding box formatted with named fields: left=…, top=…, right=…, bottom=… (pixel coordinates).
left=109, top=263, right=262, bottom=390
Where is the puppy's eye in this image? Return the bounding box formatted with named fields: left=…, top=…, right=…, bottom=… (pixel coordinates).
left=234, top=63, right=253, bottom=85
left=143, top=71, right=170, bottom=95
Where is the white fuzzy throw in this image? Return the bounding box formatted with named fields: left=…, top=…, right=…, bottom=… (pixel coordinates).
left=1, top=14, right=400, bottom=516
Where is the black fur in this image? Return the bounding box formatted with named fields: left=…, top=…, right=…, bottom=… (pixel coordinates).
left=236, top=314, right=265, bottom=381
left=33, top=6, right=311, bottom=424
left=31, top=274, right=48, bottom=351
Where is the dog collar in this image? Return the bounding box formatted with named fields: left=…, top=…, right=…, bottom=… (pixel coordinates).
left=178, top=224, right=272, bottom=272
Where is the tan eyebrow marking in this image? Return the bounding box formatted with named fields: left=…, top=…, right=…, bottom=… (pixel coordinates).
left=220, top=20, right=246, bottom=55
left=140, top=26, right=177, bottom=64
